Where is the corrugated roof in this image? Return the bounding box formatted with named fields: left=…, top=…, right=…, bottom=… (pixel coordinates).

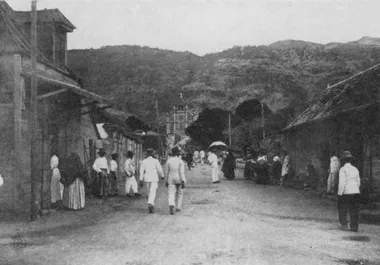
left=15, top=8, right=75, bottom=32
left=284, top=63, right=380, bottom=131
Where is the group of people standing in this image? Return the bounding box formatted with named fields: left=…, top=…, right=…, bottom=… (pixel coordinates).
left=244, top=149, right=291, bottom=186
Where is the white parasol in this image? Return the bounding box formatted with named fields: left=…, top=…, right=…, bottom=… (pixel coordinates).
left=209, top=141, right=228, bottom=149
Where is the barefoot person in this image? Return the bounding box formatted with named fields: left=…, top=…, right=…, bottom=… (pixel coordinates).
left=124, top=151, right=141, bottom=197
left=165, top=146, right=186, bottom=215
left=139, top=148, right=164, bottom=213
left=338, top=151, right=361, bottom=232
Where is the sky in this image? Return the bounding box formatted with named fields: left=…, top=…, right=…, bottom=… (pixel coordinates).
left=6, top=0, right=380, bottom=55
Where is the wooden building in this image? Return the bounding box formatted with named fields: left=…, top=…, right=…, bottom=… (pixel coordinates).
left=283, top=63, right=380, bottom=199
left=0, top=2, right=110, bottom=212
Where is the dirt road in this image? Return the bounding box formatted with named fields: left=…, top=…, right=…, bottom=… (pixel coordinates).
left=1, top=164, right=380, bottom=265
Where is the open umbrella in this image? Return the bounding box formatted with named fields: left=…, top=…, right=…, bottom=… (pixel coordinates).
left=209, top=141, right=228, bottom=149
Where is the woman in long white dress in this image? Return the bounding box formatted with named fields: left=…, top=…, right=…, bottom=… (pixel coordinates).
left=50, top=155, right=64, bottom=208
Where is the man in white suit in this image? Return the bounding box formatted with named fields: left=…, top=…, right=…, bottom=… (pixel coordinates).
left=139, top=148, right=164, bottom=213
left=165, top=146, right=186, bottom=215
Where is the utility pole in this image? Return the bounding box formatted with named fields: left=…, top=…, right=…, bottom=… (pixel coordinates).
left=155, top=100, right=163, bottom=158
left=30, top=0, right=38, bottom=221
left=261, top=101, right=265, bottom=140
left=228, top=113, right=231, bottom=147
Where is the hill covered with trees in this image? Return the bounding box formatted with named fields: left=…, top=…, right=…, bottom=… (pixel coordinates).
left=68, top=37, right=380, bottom=135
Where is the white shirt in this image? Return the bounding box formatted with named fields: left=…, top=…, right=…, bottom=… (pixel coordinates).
left=139, top=156, right=164, bottom=182
left=330, top=156, right=340, bottom=173
left=110, top=160, right=118, bottom=172
left=124, top=158, right=136, bottom=177
left=338, top=163, right=360, bottom=195
left=194, top=151, right=199, bottom=158
left=92, top=157, right=109, bottom=173
left=200, top=150, right=205, bottom=158
left=165, top=156, right=186, bottom=184
left=208, top=153, right=218, bottom=168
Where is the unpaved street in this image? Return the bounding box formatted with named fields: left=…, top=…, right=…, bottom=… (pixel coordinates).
left=1, top=164, right=380, bottom=265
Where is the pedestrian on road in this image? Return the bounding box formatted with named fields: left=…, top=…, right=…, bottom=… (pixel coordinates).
left=271, top=155, right=282, bottom=184
left=124, top=151, right=141, bottom=197
left=208, top=149, right=220, bottom=184
left=327, top=150, right=340, bottom=194
left=222, top=149, right=236, bottom=180
left=109, top=153, right=119, bottom=196
left=164, top=146, right=186, bottom=215
left=200, top=149, right=205, bottom=165
left=139, top=148, right=164, bottom=213
left=92, top=149, right=110, bottom=198
left=185, top=151, right=193, bottom=170
left=338, top=151, right=361, bottom=232
left=193, top=149, right=199, bottom=165
left=304, top=160, right=317, bottom=190
left=256, top=150, right=270, bottom=185
left=280, top=151, right=290, bottom=186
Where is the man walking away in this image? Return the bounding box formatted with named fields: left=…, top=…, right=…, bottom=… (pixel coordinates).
left=185, top=151, right=193, bottom=170
left=338, top=151, right=361, bottom=232
left=165, top=147, right=186, bottom=215
left=139, top=148, right=164, bottom=213
left=208, top=149, right=220, bottom=184
left=92, top=149, right=110, bottom=198
left=327, top=150, right=340, bottom=194
left=124, top=151, right=141, bottom=197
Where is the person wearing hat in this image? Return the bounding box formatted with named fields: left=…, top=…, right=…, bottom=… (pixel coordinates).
left=164, top=146, right=186, bottom=215
left=124, top=151, right=141, bottom=197
left=92, top=149, right=110, bottom=198
left=208, top=148, right=220, bottom=184
left=338, top=151, right=361, bottom=232
left=139, top=148, right=164, bottom=213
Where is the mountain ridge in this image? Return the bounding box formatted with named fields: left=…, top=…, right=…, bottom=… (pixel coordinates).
left=67, top=36, right=380, bottom=126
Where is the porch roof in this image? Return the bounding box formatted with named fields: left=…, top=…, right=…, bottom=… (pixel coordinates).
left=283, top=63, right=380, bottom=132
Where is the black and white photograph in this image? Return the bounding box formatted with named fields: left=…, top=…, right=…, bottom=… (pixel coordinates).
left=0, top=0, right=380, bottom=264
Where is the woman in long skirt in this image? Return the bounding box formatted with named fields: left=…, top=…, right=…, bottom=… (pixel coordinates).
left=60, top=153, right=86, bottom=210
left=222, top=150, right=236, bottom=180
left=50, top=155, right=64, bottom=208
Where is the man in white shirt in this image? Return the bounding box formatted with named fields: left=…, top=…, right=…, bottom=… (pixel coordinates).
left=193, top=150, right=199, bottom=165
left=208, top=149, right=220, bottom=183
left=338, top=151, right=361, bottom=232
left=139, top=148, right=164, bottom=213
left=200, top=150, right=205, bottom=165
left=165, top=147, right=186, bottom=215
left=92, top=149, right=110, bottom=198
left=124, top=151, right=141, bottom=197
left=327, top=151, right=341, bottom=194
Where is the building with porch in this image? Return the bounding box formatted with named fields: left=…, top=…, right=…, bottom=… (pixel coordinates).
left=283, top=63, right=380, bottom=200
left=0, top=2, right=110, bottom=212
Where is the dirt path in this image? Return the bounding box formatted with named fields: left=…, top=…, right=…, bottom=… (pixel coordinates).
left=1, top=165, right=380, bottom=265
